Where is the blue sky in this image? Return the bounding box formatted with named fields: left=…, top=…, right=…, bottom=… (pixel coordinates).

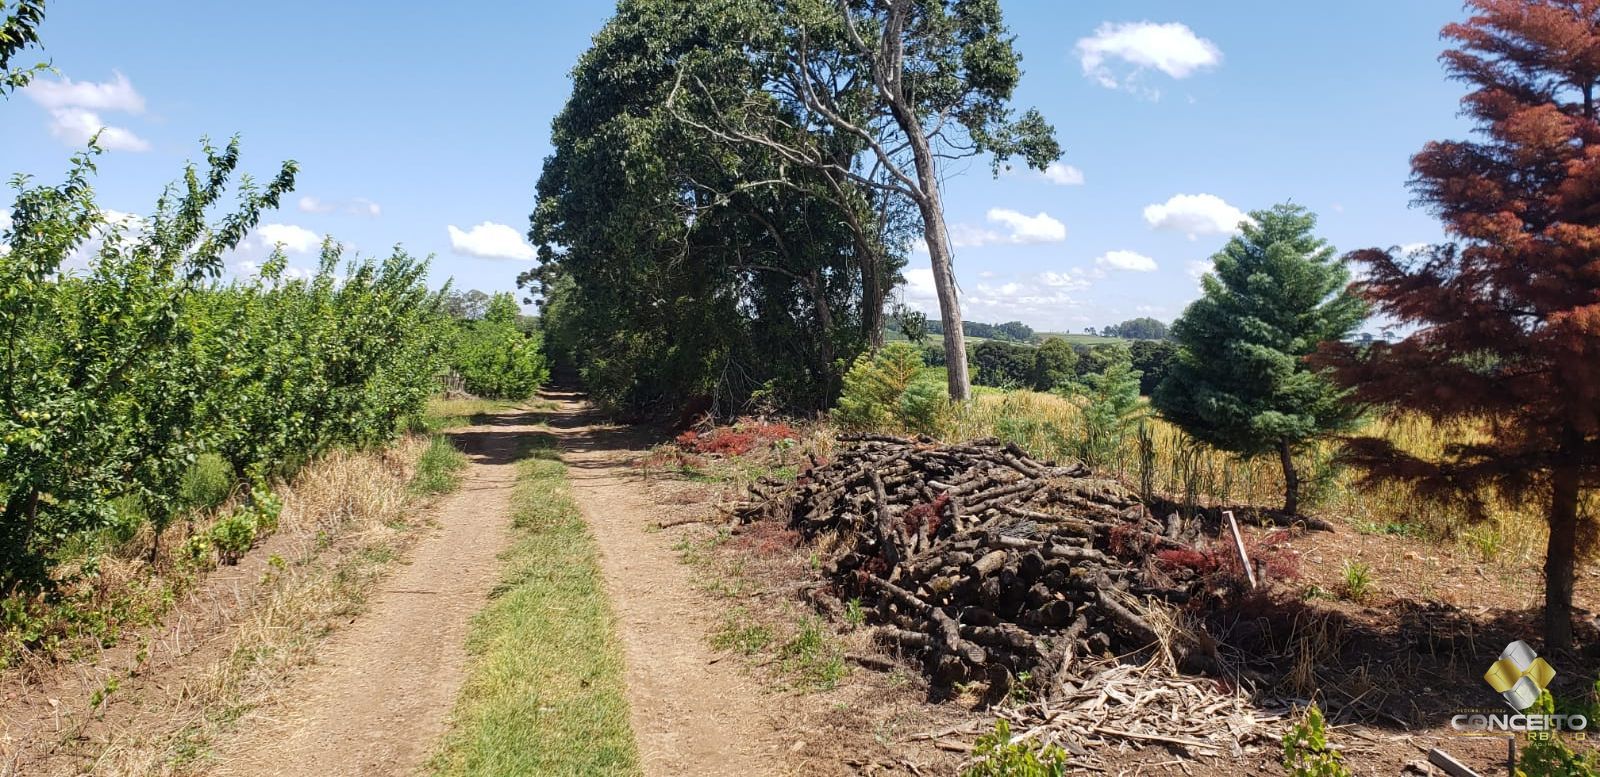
left=1, top=1, right=1470, bottom=331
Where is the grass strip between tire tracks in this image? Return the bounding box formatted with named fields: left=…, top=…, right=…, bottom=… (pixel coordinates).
left=431, top=434, right=640, bottom=776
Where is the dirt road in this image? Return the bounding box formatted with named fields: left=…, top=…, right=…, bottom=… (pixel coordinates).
left=215, top=414, right=532, bottom=777
left=217, top=396, right=779, bottom=776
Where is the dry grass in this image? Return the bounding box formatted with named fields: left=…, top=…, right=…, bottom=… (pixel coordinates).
left=938, top=388, right=1555, bottom=570
left=80, top=435, right=438, bottom=775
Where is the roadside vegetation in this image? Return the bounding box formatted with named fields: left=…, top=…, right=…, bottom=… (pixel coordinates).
left=0, top=139, right=452, bottom=664
left=431, top=437, right=639, bottom=777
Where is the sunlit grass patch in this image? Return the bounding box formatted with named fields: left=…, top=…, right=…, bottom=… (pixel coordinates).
left=431, top=435, right=639, bottom=777
left=410, top=435, right=469, bottom=495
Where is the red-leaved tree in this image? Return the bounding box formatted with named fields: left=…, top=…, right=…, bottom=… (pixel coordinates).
left=1327, top=0, right=1600, bottom=649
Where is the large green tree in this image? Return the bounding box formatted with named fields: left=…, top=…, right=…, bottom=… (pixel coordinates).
left=678, top=0, right=1061, bottom=402
left=1155, top=204, right=1366, bottom=515
left=1031, top=337, right=1077, bottom=391
left=529, top=0, right=910, bottom=417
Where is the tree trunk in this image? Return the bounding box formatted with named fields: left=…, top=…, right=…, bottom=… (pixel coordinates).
left=917, top=201, right=969, bottom=402
left=1545, top=445, right=1580, bottom=650
left=1277, top=440, right=1299, bottom=516
left=807, top=270, right=839, bottom=396
left=877, top=17, right=969, bottom=402
left=861, top=263, right=887, bottom=351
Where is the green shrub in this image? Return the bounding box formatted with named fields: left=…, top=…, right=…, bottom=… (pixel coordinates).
left=835, top=343, right=946, bottom=434
left=899, top=371, right=948, bottom=435
left=453, top=293, right=549, bottom=400
left=210, top=511, right=257, bottom=565
left=963, top=720, right=1068, bottom=777
left=178, top=453, right=234, bottom=511
left=1061, top=344, right=1144, bottom=468
left=1282, top=704, right=1350, bottom=777
left=248, top=484, right=282, bottom=535
left=1519, top=691, right=1600, bottom=776
left=178, top=534, right=213, bottom=569
left=411, top=435, right=469, bottom=494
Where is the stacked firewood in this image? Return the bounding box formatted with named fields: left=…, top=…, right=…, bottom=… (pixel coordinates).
left=736, top=434, right=1216, bottom=695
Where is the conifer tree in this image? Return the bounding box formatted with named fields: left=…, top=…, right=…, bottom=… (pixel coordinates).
left=1326, top=0, right=1600, bottom=649
left=1156, top=204, right=1366, bottom=515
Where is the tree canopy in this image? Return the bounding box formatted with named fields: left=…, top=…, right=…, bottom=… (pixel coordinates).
left=674, top=0, right=1060, bottom=401
left=525, top=0, right=907, bottom=417
left=1102, top=317, right=1169, bottom=340
left=1155, top=204, right=1365, bottom=515
left=1324, top=0, right=1600, bottom=648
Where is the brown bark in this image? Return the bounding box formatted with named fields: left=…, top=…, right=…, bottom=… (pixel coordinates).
left=876, top=5, right=969, bottom=402
left=1545, top=437, right=1580, bottom=650
left=913, top=194, right=970, bottom=402
left=1277, top=439, right=1300, bottom=516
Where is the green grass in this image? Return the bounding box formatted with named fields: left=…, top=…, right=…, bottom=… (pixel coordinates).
left=430, top=436, right=639, bottom=777
left=414, top=397, right=527, bottom=433
left=779, top=616, right=848, bottom=691
left=710, top=608, right=774, bottom=656
left=1034, top=332, right=1128, bottom=346
left=410, top=435, right=470, bottom=495
left=1338, top=559, right=1375, bottom=603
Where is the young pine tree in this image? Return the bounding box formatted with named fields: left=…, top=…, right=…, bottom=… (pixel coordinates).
left=1155, top=204, right=1366, bottom=515
left=1324, top=0, right=1600, bottom=649
left=1065, top=344, right=1144, bottom=469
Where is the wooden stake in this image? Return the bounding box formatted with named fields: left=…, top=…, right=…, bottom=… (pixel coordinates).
left=1224, top=510, right=1257, bottom=589
left=1427, top=747, right=1482, bottom=777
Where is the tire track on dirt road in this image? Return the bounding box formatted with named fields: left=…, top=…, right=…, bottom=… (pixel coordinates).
left=542, top=392, right=783, bottom=777
left=215, top=413, right=532, bottom=777
left=218, top=396, right=781, bottom=777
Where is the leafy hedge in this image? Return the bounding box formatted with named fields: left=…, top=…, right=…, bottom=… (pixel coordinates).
left=452, top=293, right=549, bottom=400
left=0, top=140, right=450, bottom=593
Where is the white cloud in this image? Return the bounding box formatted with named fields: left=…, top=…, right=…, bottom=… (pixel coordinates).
left=1041, top=162, right=1085, bottom=186
left=0, top=209, right=10, bottom=233
left=987, top=208, right=1066, bottom=244
left=25, top=72, right=145, bottom=113
left=947, top=224, right=1001, bottom=248
left=25, top=73, right=151, bottom=152
left=1143, top=193, right=1249, bottom=239
left=935, top=209, right=1068, bottom=249
left=236, top=260, right=315, bottom=282
left=1002, top=161, right=1085, bottom=186
left=45, top=108, right=150, bottom=151
left=1398, top=242, right=1428, bottom=255
left=1186, top=259, right=1213, bottom=281
left=99, top=209, right=149, bottom=238
left=1039, top=270, right=1093, bottom=290
left=1076, top=22, right=1221, bottom=97
left=901, top=265, right=939, bottom=303
left=1095, top=249, right=1158, bottom=272
left=299, top=196, right=381, bottom=217
left=896, top=264, right=1102, bottom=331
left=448, top=221, right=536, bottom=261
left=258, top=223, right=322, bottom=254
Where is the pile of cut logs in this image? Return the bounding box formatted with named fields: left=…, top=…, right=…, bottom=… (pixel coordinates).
left=735, top=434, right=1217, bottom=695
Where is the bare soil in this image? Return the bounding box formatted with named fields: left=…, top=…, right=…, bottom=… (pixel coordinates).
left=212, top=415, right=536, bottom=776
